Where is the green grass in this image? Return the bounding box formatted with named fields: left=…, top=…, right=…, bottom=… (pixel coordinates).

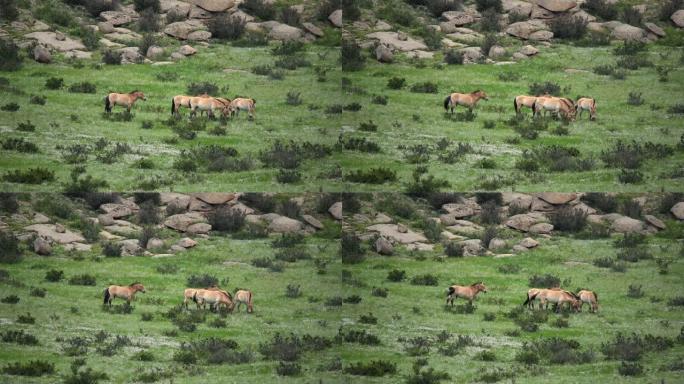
left=0, top=230, right=347, bottom=383
left=0, top=43, right=346, bottom=192
left=338, top=222, right=683, bottom=382
left=338, top=43, right=684, bottom=191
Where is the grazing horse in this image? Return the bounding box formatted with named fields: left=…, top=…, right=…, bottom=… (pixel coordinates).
left=532, top=289, right=580, bottom=313
left=171, top=93, right=210, bottom=116
left=533, top=96, right=575, bottom=120
left=514, top=94, right=548, bottom=115
left=230, top=98, right=256, bottom=119
left=444, top=90, right=489, bottom=114
left=522, top=288, right=543, bottom=309
left=105, top=90, right=146, bottom=113
left=183, top=288, right=200, bottom=310
left=575, top=97, right=596, bottom=121
left=446, top=282, right=487, bottom=306
left=577, top=290, right=599, bottom=313
left=233, top=289, right=253, bottom=313
left=189, top=96, right=231, bottom=118
left=104, top=282, right=145, bottom=306
left=193, top=288, right=233, bottom=311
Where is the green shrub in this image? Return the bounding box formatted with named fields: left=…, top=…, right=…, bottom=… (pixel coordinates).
left=411, top=274, right=439, bottom=286
left=0, top=0, right=19, bottom=21
left=410, top=81, right=439, bottom=93
left=240, top=0, right=275, bottom=20
left=387, top=269, right=406, bottom=282
left=2, top=137, right=38, bottom=153
left=582, top=0, right=618, bottom=20
left=2, top=360, right=55, bottom=376
left=444, top=49, right=464, bottom=65
left=68, top=82, right=96, bottom=94
left=208, top=14, right=245, bottom=40
left=45, top=269, right=64, bottom=282
left=68, top=274, right=96, bottom=286
left=133, top=0, right=160, bottom=12
left=344, top=360, right=396, bottom=376
left=0, top=232, right=21, bottom=264
left=0, top=40, right=21, bottom=71
left=387, top=76, right=406, bottom=89
left=3, top=168, right=55, bottom=184
left=550, top=15, right=588, bottom=39
left=341, top=39, right=364, bottom=71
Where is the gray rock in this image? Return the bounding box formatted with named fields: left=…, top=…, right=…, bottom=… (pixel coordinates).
left=529, top=222, right=553, bottom=234
left=186, top=0, right=234, bottom=12
left=147, top=238, right=164, bottom=249
left=538, top=192, right=577, bottom=205
left=488, top=45, right=506, bottom=58
left=505, top=20, right=549, bottom=39
left=367, top=224, right=427, bottom=244
left=269, top=23, right=303, bottom=41
left=25, top=32, right=86, bottom=52
left=176, top=237, right=197, bottom=248
left=164, top=20, right=207, bottom=40
left=178, top=44, right=196, bottom=56
left=644, top=215, right=666, bottom=230
left=186, top=222, right=212, bottom=234
left=671, top=9, right=684, bottom=28
left=188, top=30, right=212, bottom=41
left=268, top=216, right=304, bottom=233
left=302, top=214, right=324, bottom=229
left=375, top=44, right=393, bottom=62
left=611, top=216, right=645, bottom=233
left=375, top=237, right=394, bottom=255
left=671, top=202, right=684, bottom=220
left=34, top=237, right=52, bottom=255
left=519, top=237, right=539, bottom=248
left=146, top=45, right=164, bottom=59
left=33, top=45, right=51, bottom=63
left=505, top=212, right=548, bottom=232
left=536, top=0, right=577, bottom=12
left=328, top=9, right=342, bottom=27
left=33, top=213, right=51, bottom=224
left=367, top=31, right=427, bottom=52
left=164, top=212, right=207, bottom=232
left=488, top=238, right=506, bottom=250
left=98, top=22, right=116, bottom=34
left=100, top=11, right=134, bottom=26
left=194, top=192, right=235, bottom=205
left=461, top=239, right=483, bottom=256
left=120, top=239, right=143, bottom=256
left=302, top=22, right=324, bottom=37
left=24, top=224, right=85, bottom=244
left=328, top=202, right=343, bottom=220
left=611, top=23, right=647, bottom=41
left=98, top=214, right=116, bottom=226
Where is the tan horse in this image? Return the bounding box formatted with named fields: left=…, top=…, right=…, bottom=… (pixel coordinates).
left=533, top=289, right=580, bottom=312
left=443, top=90, right=488, bottom=114
left=446, top=282, right=487, bottom=306
left=575, top=97, right=596, bottom=121
left=190, top=96, right=231, bottom=118
left=105, top=90, right=146, bottom=113
left=233, top=289, right=253, bottom=313
left=183, top=288, right=200, bottom=310
left=514, top=94, right=550, bottom=115
left=230, top=98, right=256, bottom=119
left=533, top=96, right=575, bottom=120
left=577, top=290, right=599, bottom=313
left=522, top=288, right=543, bottom=309
left=194, top=288, right=234, bottom=311
left=171, top=93, right=209, bottom=116
left=104, top=282, right=145, bottom=306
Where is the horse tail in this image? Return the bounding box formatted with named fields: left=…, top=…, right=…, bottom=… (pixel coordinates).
left=443, top=95, right=451, bottom=111
left=523, top=292, right=533, bottom=306
left=447, top=286, right=455, bottom=297
left=593, top=291, right=598, bottom=303
left=104, top=95, right=111, bottom=113
left=247, top=290, right=253, bottom=306
left=171, top=97, right=175, bottom=115
left=251, top=98, right=256, bottom=105
left=192, top=292, right=198, bottom=303
left=513, top=97, right=519, bottom=114
left=103, top=287, right=110, bottom=304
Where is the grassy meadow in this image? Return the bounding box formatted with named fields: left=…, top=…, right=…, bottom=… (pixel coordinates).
left=338, top=193, right=684, bottom=383
left=339, top=42, right=684, bottom=192
left=0, top=194, right=348, bottom=383
left=0, top=41, right=347, bottom=192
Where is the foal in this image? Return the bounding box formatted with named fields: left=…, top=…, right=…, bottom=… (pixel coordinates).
left=575, top=97, right=596, bottom=121
left=444, top=90, right=488, bottom=114
left=105, top=90, right=146, bottom=113
left=104, top=282, right=145, bottom=306
left=446, top=282, right=487, bottom=306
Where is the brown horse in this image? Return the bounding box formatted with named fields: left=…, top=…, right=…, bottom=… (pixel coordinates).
left=183, top=288, right=200, bottom=310
left=446, top=282, right=487, bottom=306
left=523, top=288, right=543, bottom=309
left=230, top=98, right=256, bottom=119
left=514, top=94, right=549, bottom=115
left=194, top=288, right=234, bottom=311
left=577, top=290, right=599, bottom=313
left=190, top=96, right=231, bottom=118
left=104, top=282, right=145, bottom=306
left=532, top=289, right=580, bottom=312
left=444, top=90, right=488, bottom=114
left=105, top=90, right=146, bottom=113
left=575, top=97, right=596, bottom=121
left=171, top=93, right=210, bottom=116
left=533, top=96, right=575, bottom=120
left=233, top=289, right=253, bottom=313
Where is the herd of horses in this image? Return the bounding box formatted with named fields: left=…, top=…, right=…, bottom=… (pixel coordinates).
left=447, top=282, right=600, bottom=313
left=103, top=281, right=598, bottom=318
left=104, top=90, right=257, bottom=119
left=103, top=282, right=254, bottom=313
left=445, top=90, right=597, bottom=121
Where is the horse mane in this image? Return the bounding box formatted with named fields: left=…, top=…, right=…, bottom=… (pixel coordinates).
left=129, top=90, right=139, bottom=94
left=129, top=281, right=141, bottom=286
left=471, top=281, right=482, bottom=286
left=471, top=90, right=481, bottom=94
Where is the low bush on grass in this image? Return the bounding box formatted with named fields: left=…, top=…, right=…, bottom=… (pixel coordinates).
left=2, top=168, right=54, bottom=184
left=411, top=274, right=439, bottom=286
left=344, top=360, right=396, bottom=376
left=2, top=360, right=55, bottom=376
left=68, top=82, right=96, bottom=94
left=410, top=81, right=439, bottom=93
left=0, top=232, right=22, bottom=264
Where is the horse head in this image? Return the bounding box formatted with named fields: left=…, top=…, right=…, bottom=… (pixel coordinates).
left=473, top=90, right=489, bottom=100
left=130, top=282, right=146, bottom=293
left=131, top=91, right=147, bottom=101
left=473, top=282, right=487, bottom=293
